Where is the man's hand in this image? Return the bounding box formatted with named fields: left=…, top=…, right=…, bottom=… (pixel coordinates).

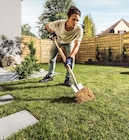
left=49, top=32, right=57, bottom=40
left=65, top=56, right=73, bottom=68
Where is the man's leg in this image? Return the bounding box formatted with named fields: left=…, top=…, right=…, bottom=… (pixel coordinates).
left=48, top=42, right=58, bottom=77
left=39, top=42, right=58, bottom=82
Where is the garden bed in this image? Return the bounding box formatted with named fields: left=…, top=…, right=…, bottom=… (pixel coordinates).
left=85, top=60, right=129, bottom=67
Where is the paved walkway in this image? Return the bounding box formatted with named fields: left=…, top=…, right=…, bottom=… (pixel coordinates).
left=0, top=110, right=38, bottom=139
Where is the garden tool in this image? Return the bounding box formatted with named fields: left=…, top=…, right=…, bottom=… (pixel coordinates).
left=54, top=37, right=83, bottom=93
left=54, top=37, right=95, bottom=103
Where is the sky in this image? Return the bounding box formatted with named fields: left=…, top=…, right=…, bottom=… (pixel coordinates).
left=22, top=0, right=129, bottom=36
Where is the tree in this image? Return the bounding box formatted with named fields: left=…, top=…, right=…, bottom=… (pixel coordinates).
left=22, top=24, right=36, bottom=37
left=83, top=14, right=96, bottom=37
left=37, top=0, right=73, bottom=39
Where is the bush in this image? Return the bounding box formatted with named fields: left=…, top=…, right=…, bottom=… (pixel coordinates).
left=95, top=45, right=101, bottom=61
left=108, top=47, right=112, bottom=62
left=122, top=45, right=127, bottom=62
left=15, top=40, right=41, bottom=79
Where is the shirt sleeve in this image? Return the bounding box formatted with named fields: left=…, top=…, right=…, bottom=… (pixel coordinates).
left=47, top=20, right=61, bottom=32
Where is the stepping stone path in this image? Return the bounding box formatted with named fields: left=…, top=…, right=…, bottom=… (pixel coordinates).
left=0, top=94, right=14, bottom=105
left=0, top=94, right=38, bottom=139
left=0, top=68, right=58, bottom=138
left=0, top=110, right=38, bottom=139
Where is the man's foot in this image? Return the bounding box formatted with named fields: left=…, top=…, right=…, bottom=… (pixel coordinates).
left=39, top=74, right=53, bottom=82
left=64, top=77, right=72, bottom=86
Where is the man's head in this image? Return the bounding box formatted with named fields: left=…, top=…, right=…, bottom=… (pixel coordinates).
left=66, top=6, right=81, bottom=28
left=67, top=6, right=81, bottom=18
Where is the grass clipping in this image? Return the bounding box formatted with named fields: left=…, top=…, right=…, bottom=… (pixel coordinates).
left=75, top=87, right=95, bottom=104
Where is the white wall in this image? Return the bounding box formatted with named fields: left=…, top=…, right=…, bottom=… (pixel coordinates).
left=114, top=20, right=129, bottom=33
left=0, top=0, right=21, bottom=39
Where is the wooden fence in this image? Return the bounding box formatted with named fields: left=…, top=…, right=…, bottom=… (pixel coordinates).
left=76, top=37, right=96, bottom=63
left=22, top=32, right=129, bottom=64
left=21, top=35, right=52, bottom=63
left=76, top=32, right=129, bottom=63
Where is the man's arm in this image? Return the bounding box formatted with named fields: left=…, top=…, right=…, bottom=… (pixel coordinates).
left=70, top=40, right=81, bottom=58
left=46, top=23, right=54, bottom=33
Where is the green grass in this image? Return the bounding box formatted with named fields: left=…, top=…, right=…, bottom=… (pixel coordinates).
left=0, top=63, right=129, bottom=140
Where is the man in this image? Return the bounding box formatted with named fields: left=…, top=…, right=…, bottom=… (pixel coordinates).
left=39, top=6, right=83, bottom=86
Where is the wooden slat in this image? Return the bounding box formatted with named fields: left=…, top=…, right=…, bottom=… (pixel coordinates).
left=21, top=32, right=129, bottom=64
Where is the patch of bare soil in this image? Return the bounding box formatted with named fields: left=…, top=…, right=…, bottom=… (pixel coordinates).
left=75, top=87, right=95, bottom=104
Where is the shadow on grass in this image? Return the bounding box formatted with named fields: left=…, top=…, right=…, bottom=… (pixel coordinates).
left=120, top=71, right=129, bottom=75
left=1, top=83, right=65, bottom=91
left=0, top=80, right=39, bottom=86
left=51, top=96, right=76, bottom=103
left=0, top=98, right=14, bottom=102
left=15, top=96, right=76, bottom=104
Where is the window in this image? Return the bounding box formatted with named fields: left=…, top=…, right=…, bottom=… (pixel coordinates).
left=118, top=30, right=126, bottom=34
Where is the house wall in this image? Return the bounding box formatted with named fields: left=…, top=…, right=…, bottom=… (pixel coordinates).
left=0, top=0, right=21, bottom=39
left=114, top=20, right=129, bottom=33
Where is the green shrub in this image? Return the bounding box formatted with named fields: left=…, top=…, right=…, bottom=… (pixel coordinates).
left=108, top=46, right=112, bottom=62
left=15, top=40, right=41, bottom=79
left=95, top=45, right=101, bottom=61
left=122, top=45, right=127, bottom=62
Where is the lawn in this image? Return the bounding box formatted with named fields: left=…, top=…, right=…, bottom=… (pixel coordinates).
left=0, top=63, right=129, bottom=140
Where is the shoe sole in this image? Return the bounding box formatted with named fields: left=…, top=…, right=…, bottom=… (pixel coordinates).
left=64, top=83, right=72, bottom=87
left=39, top=79, right=53, bottom=83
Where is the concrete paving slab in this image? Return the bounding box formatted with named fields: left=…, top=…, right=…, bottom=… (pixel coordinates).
left=0, top=110, right=38, bottom=139
left=0, top=67, right=16, bottom=83
left=0, top=67, right=60, bottom=83
left=0, top=73, right=16, bottom=82
left=0, top=94, right=14, bottom=105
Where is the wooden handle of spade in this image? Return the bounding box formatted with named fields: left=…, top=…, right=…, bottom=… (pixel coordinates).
left=54, top=37, right=78, bottom=86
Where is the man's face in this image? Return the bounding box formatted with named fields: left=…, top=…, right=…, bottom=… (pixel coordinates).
left=68, top=14, right=80, bottom=28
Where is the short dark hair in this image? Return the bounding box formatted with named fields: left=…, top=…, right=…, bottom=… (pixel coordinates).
left=67, top=6, right=81, bottom=18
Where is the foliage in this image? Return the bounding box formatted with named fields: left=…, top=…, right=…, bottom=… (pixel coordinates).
left=37, top=0, right=73, bottom=39
left=95, top=45, right=101, bottom=61
left=0, top=64, right=129, bottom=139
left=100, top=48, right=107, bottom=61
left=108, top=46, right=112, bottom=62
left=22, top=24, right=36, bottom=37
left=0, top=35, right=22, bottom=67
left=122, top=45, right=127, bottom=62
left=83, top=14, right=96, bottom=37
left=15, top=40, right=41, bottom=79
left=0, top=34, right=8, bottom=41
left=115, top=53, right=121, bottom=62
left=0, top=35, right=21, bottom=44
